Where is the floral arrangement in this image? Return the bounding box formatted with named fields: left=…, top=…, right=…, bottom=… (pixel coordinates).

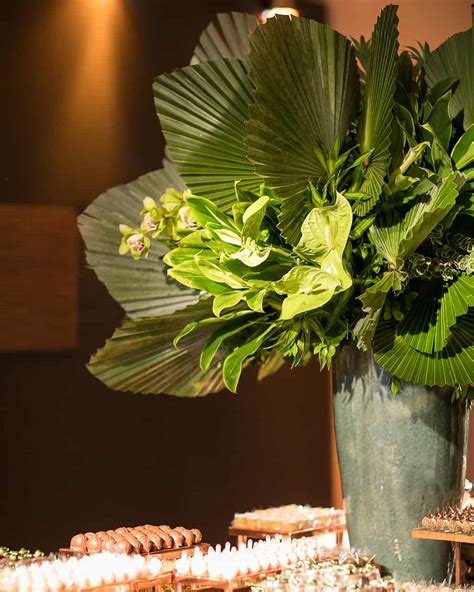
left=79, top=6, right=473, bottom=396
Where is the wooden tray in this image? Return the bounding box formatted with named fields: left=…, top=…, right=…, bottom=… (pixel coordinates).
left=412, top=528, right=474, bottom=544
left=412, top=528, right=474, bottom=585
left=228, top=523, right=346, bottom=543
left=59, top=543, right=209, bottom=562
left=174, top=567, right=282, bottom=592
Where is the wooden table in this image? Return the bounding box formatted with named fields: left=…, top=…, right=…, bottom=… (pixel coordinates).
left=174, top=567, right=282, bottom=592
left=412, top=528, right=474, bottom=585
left=228, top=524, right=346, bottom=546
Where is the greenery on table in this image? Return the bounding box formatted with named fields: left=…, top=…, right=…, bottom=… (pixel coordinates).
left=0, top=547, right=44, bottom=567
left=79, top=8, right=474, bottom=396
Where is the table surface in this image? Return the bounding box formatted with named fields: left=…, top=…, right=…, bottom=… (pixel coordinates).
left=412, top=528, right=474, bottom=544
left=228, top=524, right=346, bottom=538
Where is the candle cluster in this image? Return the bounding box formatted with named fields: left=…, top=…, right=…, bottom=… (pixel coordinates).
left=421, top=506, right=474, bottom=534
left=175, top=537, right=320, bottom=580
left=0, top=552, right=164, bottom=592
left=233, top=505, right=345, bottom=533
left=252, top=555, right=392, bottom=592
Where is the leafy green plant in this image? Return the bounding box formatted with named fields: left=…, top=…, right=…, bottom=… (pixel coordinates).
left=79, top=7, right=473, bottom=396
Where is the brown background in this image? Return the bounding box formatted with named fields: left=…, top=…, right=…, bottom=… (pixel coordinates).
left=0, top=0, right=472, bottom=553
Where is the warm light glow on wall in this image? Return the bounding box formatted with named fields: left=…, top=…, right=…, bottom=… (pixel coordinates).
left=44, top=0, right=135, bottom=196
left=261, top=7, right=300, bottom=20
left=260, top=2, right=300, bottom=22
left=56, top=0, right=124, bottom=124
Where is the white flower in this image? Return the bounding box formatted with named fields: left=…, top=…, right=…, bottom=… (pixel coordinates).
left=143, top=212, right=157, bottom=231
left=127, top=233, right=145, bottom=253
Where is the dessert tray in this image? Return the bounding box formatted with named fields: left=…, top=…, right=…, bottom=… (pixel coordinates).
left=412, top=506, right=474, bottom=585
left=65, top=524, right=203, bottom=555
left=232, top=505, right=345, bottom=533
left=229, top=505, right=346, bottom=545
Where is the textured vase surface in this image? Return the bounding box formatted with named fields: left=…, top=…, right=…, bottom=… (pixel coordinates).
left=333, top=344, right=469, bottom=582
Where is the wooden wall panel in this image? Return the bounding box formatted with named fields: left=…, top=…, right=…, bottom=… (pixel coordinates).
left=0, top=204, right=79, bottom=351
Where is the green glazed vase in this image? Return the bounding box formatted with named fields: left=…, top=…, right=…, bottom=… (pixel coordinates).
left=333, top=343, right=469, bottom=583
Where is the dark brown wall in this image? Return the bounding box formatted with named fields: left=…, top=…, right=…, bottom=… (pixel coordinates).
left=0, top=0, right=331, bottom=552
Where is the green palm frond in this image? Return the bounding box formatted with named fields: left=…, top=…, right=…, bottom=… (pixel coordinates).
left=398, top=173, right=459, bottom=257
left=352, top=35, right=371, bottom=82
left=397, top=280, right=443, bottom=354
left=424, top=27, right=474, bottom=130
left=245, top=15, right=360, bottom=244
left=88, top=301, right=226, bottom=397
left=154, top=58, right=260, bottom=211
left=353, top=310, right=382, bottom=351
left=399, top=275, right=474, bottom=355
left=78, top=162, right=198, bottom=318
left=373, top=309, right=474, bottom=387
left=357, top=174, right=461, bottom=356
left=438, top=275, right=474, bottom=346
left=191, top=12, right=258, bottom=64
left=355, top=5, right=400, bottom=216
left=406, top=41, right=430, bottom=69
left=355, top=270, right=405, bottom=349
left=370, top=173, right=459, bottom=266
left=369, top=213, right=404, bottom=267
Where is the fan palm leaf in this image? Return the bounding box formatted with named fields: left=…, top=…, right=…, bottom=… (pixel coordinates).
left=398, top=275, right=474, bottom=355
left=369, top=173, right=459, bottom=266
left=355, top=5, right=400, bottom=216
left=78, top=162, right=198, bottom=318
left=192, top=12, right=257, bottom=64
left=245, top=15, right=360, bottom=244
left=355, top=269, right=405, bottom=349
left=154, top=58, right=260, bottom=212
left=88, top=301, right=227, bottom=397
left=373, top=309, right=474, bottom=386
left=424, top=27, right=474, bottom=130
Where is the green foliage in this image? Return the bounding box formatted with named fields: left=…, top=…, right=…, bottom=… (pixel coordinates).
left=87, top=301, right=228, bottom=397
left=296, top=194, right=353, bottom=263
left=424, top=27, right=474, bottom=130
left=81, top=7, right=474, bottom=396
left=356, top=5, right=400, bottom=215
left=373, top=309, right=474, bottom=387
left=154, top=58, right=259, bottom=211
left=78, top=162, right=199, bottom=318
left=246, top=15, right=360, bottom=244
left=191, top=12, right=257, bottom=64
